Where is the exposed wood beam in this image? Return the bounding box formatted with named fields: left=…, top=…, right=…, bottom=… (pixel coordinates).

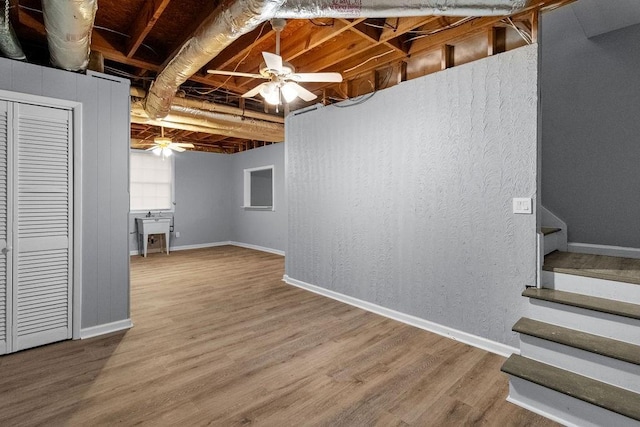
left=92, top=30, right=162, bottom=72
left=441, top=44, right=454, bottom=70
left=487, top=27, right=506, bottom=56
left=345, top=19, right=409, bottom=55
left=409, top=0, right=561, bottom=56
left=126, top=0, right=172, bottom=58
left=159, top=1, right=219, bottom=69
left=531, top=11, right=539, bottom=43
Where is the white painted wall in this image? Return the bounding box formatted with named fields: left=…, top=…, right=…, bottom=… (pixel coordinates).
left=285, top=45, right=539, bottom=347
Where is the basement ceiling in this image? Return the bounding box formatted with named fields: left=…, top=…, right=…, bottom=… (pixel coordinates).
left=6, top=0, right=573, bottom=153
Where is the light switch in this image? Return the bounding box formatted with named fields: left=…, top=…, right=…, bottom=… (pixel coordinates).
left=513, top=198, right=532, bottom=214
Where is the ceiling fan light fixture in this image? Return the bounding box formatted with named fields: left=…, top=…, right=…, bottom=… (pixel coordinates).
left=153, top=136, right=172, bottom=146
left=260, top=82, right=280, bottom=105
left=281, top=82, right=298, bottom=103
left=152, top=147, right=162, bottom=156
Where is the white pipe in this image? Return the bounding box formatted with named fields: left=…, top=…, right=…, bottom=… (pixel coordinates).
left=144, top=0, right=527, bottom=119
left=0, top=4, right=26, bottom=60
left=42, top=0, right=97, bottom=71
left=274, top=0, right=527, bottom=18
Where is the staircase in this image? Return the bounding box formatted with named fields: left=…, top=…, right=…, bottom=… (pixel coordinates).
left=502, top=250, right=640, bottom=426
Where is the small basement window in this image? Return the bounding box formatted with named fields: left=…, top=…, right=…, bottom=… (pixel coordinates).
left=243, top=165, right=274, bottom=210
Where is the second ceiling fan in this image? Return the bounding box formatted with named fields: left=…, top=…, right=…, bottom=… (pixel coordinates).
left=207, top=19, right=343, bottom=106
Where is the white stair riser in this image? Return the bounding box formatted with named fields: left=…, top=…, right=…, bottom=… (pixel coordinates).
left=507, top=376, right=640, bottom=427
left=542, top=271, right=640, bottom=304
left=544, top=233, right=561, bottom=256
left=520, top=335, right=640, bottom=394
left=528, top=300, right=640, bottom=345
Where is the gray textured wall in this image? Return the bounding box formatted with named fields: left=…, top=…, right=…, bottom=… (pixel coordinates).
left=0, top=58, right=130, bottom=330
left=286, top=45, right=538, bottom=347
left=541, top=6, right=640, bottom=248
left=231, top=144, right=286, bottom=253
left=129, top=150, right=232, bottom=251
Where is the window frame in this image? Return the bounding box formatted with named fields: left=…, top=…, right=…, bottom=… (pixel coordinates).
left=243, top=165, right=275, bottom=211
left=129, top=149, right=176, bottom=214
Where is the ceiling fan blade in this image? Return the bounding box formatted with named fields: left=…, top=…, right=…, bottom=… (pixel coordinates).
left=287, top=82, right=318, bottom=102
left=170, top=146, right=186, bottom=152
left=172, top=142, right=195, bottom=148
left=145, top=146, right=157, bottom=151
left=290, top=72, right=343, bottom=83
left=242, top=82, right=269, bottom=98
left=262, top=52, right=283, bottom=72
left=206, top=70, right=265, bottom=79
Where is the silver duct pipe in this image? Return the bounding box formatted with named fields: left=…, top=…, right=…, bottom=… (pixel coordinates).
left=274, top=0, right=527, bottom=19
left=144, top=0, right=287, bottom=119
left=144, top=0, right=526, bottom=119
left=132, top=101, right=284, bottom=142
left=0, top=1, right=26, bottom=60
left=42, top=0, right=98, bottom=71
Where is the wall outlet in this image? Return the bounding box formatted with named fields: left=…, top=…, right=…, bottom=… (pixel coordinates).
left=513, top=198, right=533, bottom=214
left=175, top=231, right=180, bottom=238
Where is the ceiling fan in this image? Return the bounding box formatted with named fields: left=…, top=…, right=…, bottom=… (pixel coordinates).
left=145, top=127, right=195, bottom=158
left=207, top=18, right=343, bottom=106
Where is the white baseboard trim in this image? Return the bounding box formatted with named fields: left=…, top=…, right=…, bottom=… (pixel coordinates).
left=506, top=396, right=580, bottom=427
left=282, top=275, right=518, bottom=358
left=130, top=241, right=231, bottom=256
left=568, top=242, right=640, bottom=259
left=80, top=319, right=133, bottom=339
left=130, top=241, right=284, bottom=256
left=230, top=241, right=285, bottom=256
left=172, top=241, right=231, bottom=252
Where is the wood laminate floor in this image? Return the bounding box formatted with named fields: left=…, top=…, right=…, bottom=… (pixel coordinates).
left=0, top=246, right=557, bottom=426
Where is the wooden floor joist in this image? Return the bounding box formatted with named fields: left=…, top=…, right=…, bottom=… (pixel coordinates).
left=0, top=246, right=557, bottom=425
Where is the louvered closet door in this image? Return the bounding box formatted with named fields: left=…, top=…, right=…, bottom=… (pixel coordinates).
left=12, top=103, right=72, bottom=352
left=0, top=101, right=10, bottom=355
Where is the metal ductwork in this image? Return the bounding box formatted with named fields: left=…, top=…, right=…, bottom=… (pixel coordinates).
left=144, top=0, right=287, bottom=120
left=0, top=1, right=26, bottom=60
left=144, top=0, right=527, bottom=120
left=273, top=0, right=527, bottom=19
left=131, top=101, right=284, bottom=143
left=42, top=0, right=98, bottom=72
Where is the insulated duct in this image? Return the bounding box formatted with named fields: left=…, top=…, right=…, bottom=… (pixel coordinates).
left=144, top=0, right=527, bottom=119
left=144, top=0, right=287, bottom=119
left=273, top=0, right=527, bottom=19
left=42, top=0, right=98, bottom=71
left=0, top=1, right=26, bottom=60
left=131, top=101, right=284, bottom=142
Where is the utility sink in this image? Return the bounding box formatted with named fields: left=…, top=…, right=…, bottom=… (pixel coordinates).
left=135, top=217, right=171, bottom=257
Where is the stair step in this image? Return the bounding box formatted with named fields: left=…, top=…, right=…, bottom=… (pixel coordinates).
left=543, top=251, right=640, bottom=286
left=513, top=317, right=640, bottom=365
left=501, top=354, right=640, bottom=422
left=541, top=227, right=561, bottom=236
left=523, top=288, right=640, bottom=320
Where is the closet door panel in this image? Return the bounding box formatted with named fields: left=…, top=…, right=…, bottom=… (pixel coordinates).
left=0, top=101, right=9, bottom=355
left=13, top=103, right=72, bottom=351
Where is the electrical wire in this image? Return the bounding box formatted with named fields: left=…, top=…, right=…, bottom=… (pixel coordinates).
left=309, top=18, right=334, bottom=27
left=193, top=21, right=269, bottom=96
left=404, top=17, right=475, bottom=42
left=332, top=64, right=394, bottom=109
left=343, top=50, right=394, bottom=74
